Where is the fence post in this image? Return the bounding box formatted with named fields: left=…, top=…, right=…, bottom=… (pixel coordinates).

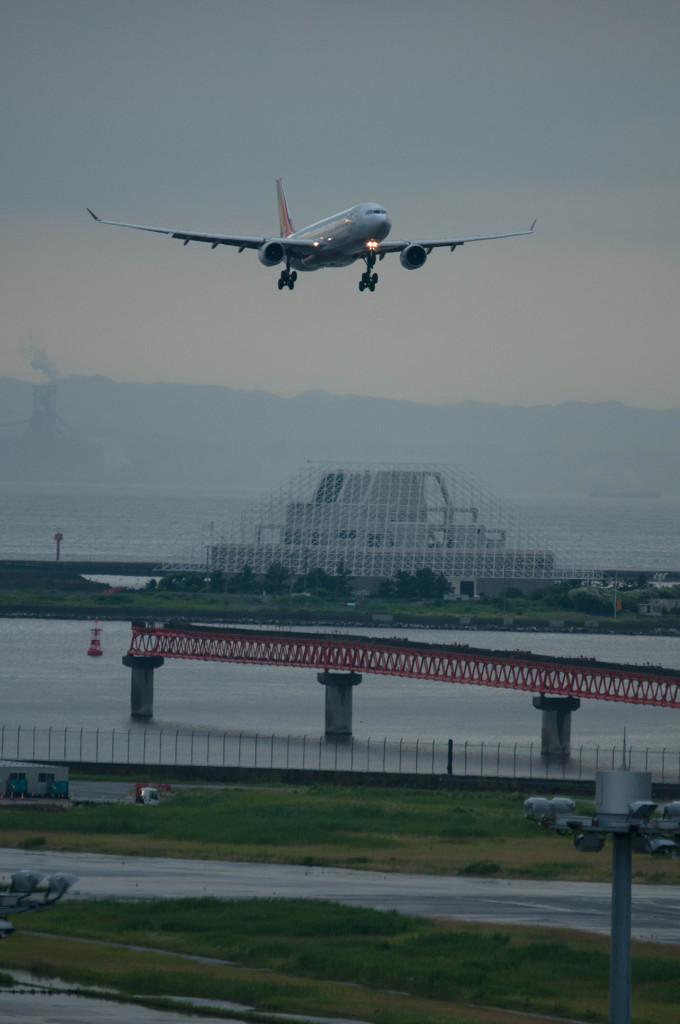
left=447, top=739, right=453, bottom=776
left=1, top=724, right=4, bottom=758
left=335, top=738, right=339, bottom=771
left=79, top=726, right=84, bottom=762
left=63, top=726, right=67, bottom=761
left=16, top=725, right=21, bottom=760
left=255, top=733, right=259, bottom=768
left=513, top=743, right=517, bottom=778
left=529, top=741, right=533, bottom=778
left=367, top=737, right=371, bottom=771
left=350, top=736, right=354, bottom=771
left=143, top=729, right=147, bottom=765
left=238, top=732, right=243, bottom=767
left=399, top=738, right=403, bottom=773
left=662, top=747, right=666, bottom=783
left=383, top=737, right=387, bottom=772
left=207, top=732, right=212, bottom=767
left=480, top=741, right=485, bottom=777
left=270, top=733, right=275, bottom=769
left=95, top=727, right=100, bottom=763
left=174, top=729, right=178, bottom=765
left=112, top=728, right=116, bottom=763
left=318, top=735, right=322, bottom=770
left=223, top=732, right=227, bottom=767
left=431, top=739, right=435, bottom=774
left=496, top=742, right=501, bottom=777
left=464, top=740, right=468, bottom=776
left=32, top=726, right=36, bottom=760
left=302, top=735, right=306, bottom=770
left=595, top=745, right=599, bottom=773
left=579, top=745, right=583, bottom=781
left=127, top=729, right=131, bottom=765
left=415, top=738, right=419, bottom=774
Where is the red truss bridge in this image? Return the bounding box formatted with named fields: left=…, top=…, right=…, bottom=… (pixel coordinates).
left=127, top=623, right=680, bottom=708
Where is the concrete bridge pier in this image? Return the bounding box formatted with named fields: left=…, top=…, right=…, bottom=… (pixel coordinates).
left=317, top=671, right=362, bottom=735
left=533, top=695, right=581, bottom=758
left=122, top=655, right=164, bottom=718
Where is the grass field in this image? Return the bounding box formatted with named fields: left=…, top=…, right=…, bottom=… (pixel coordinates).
left=2, top=782, right=680, bottom=1022
left=2, top=783, right=679, bottom=885
left=1, top=898, right=679, bottom=1024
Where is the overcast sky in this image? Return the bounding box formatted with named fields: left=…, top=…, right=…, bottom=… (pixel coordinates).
left=2, top=0, right=679, bottom=408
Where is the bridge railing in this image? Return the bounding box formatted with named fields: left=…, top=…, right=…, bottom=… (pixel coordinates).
left=2, top=724, right=680, bottom=785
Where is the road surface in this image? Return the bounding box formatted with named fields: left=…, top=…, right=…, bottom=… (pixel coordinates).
left=1, top=847, right=679, bottom=944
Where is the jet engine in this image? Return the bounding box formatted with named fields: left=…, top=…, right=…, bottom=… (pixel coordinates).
left=399, top=244, right=428, bottom=269
left=258, top=241, right=285, bottom=267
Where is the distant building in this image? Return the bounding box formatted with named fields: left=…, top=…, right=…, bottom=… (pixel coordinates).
left=205, top=463, right=563, bottom=594
left=637, top=599, right=680, bottom=617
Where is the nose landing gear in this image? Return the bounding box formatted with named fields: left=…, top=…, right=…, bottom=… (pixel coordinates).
left=358, top=254, right=378, bottom=292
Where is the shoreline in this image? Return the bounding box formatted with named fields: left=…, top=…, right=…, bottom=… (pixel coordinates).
left=1, top=603, right=679, bottom=637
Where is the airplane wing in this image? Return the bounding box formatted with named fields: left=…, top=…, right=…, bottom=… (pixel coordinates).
left=86, top=210, right=319, bottom=253
left=374, top=222, right=536, bottom=254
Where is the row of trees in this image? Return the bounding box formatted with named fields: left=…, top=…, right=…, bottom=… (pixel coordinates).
left=148, top=562, right=351, bottom=598
left=379, top=569, right=452, bottom=600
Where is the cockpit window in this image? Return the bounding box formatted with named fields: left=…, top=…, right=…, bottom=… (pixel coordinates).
left=371, top=209, right=384, bottom=214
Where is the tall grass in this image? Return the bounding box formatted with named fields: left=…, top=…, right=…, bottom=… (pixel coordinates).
left=6, top=897, right=680, bottom=1023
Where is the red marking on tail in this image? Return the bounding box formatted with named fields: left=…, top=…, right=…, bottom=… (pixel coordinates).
left=276, top=179, right=294, bottom=237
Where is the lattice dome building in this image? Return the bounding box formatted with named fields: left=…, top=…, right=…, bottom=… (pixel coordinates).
left=203, top=463, right=573, bottom=591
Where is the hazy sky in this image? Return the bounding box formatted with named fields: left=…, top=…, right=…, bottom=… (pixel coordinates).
left=2, top=0, right=679, bottom=407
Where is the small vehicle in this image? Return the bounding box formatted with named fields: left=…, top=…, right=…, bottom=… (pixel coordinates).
left=137, top=786, right=159, bottom=805
left=134, top=781, right=170, bottom=804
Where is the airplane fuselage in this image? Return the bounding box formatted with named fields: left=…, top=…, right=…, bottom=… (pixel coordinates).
left=288, top=203, right=392, bottom=270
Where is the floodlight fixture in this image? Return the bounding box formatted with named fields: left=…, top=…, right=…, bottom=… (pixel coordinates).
left=44, top=873, right=78, bottom=903
left=574, top=831, right=605, bottom=853
left=645, top=836, right=678, bottom=856
left=0, top=919, right=15, bottom=939
left=628, top=800, right=658, bottom=822
left=661, top=802, right=680, bottom=820
left=9, top=871, right=45, bottom=896
left=523, top=796, right=553, bottom=820
left=549, top=797, right=576, bottom=816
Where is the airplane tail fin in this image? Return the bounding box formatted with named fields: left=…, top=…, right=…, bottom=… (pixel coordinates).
left=276, top=179, right=295, bottom=237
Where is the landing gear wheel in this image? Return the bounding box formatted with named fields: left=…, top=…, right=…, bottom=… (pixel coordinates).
left=358, top=254, right=378, bottom=292
left=278, top=262, right=296, bottom=292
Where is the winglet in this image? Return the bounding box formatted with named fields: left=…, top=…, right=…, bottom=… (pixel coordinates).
left=87, top=208, right=101, bottom=221
left=530, top=219, right=537, bottom=232
left=276, top=179, right=295, bottom=237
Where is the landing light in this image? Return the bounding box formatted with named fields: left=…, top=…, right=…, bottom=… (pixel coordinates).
left=366, top=240, right=379, bottom=249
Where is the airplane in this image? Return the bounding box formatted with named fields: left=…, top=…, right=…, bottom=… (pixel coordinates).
left=87, top=180, right=535, bottom=293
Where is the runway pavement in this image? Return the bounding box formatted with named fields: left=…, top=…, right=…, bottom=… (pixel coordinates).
left=1, top=847, right=679, bottom=944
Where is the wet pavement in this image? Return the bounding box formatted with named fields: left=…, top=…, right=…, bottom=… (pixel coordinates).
left=1, top=847, right=679, bottom=944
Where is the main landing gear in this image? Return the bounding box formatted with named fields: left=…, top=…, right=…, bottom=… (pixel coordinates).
left=278, top=262, right=297, bottom=291
left=358, top=254, right=378, bottom=292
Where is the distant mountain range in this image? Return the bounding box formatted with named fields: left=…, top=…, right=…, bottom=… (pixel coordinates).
left=1, top=375, right=678, bottom=497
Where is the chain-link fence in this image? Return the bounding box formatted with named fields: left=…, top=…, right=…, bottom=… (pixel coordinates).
left=2, top=724, right=680, bottom=784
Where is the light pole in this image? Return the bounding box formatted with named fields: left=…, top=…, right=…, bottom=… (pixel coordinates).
left=525, top=769, right=680, bottom=1024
